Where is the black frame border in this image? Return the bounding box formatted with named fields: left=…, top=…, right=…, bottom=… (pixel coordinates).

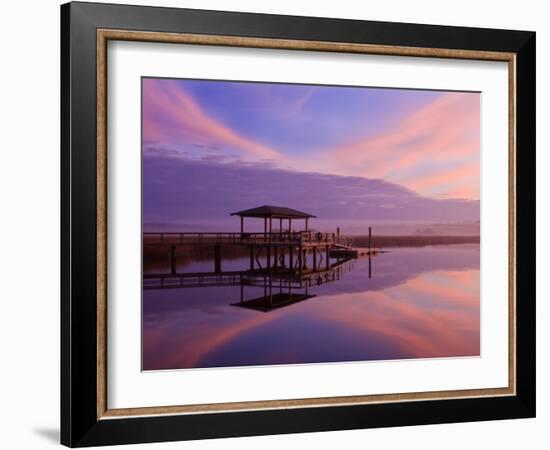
left=61, top=2, right=535, bottom=447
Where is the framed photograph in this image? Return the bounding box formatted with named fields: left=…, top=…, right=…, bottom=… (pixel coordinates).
left=61, top=1, right=536, bottom=447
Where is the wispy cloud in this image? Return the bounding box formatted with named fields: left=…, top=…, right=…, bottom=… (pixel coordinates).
left=143, top=78, right=285, bottom=163
left=312, top=92, right=480, bottom=199
left=406, top=162, right=479, bottom=199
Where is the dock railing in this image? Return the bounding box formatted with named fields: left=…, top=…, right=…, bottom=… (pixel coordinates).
left=143, top=231, right=338, bottom=246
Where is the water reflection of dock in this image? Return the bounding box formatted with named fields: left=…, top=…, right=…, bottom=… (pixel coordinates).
left=233, top=293, right=315, bottom=312
left=143, top=258, right=355, bottom=290
left=143, top=258, right=358, bottom=311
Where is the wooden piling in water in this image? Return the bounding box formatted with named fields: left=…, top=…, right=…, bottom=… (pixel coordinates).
left=368, top=226, right=372, bottom=250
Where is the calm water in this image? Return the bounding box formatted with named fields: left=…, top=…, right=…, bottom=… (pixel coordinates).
left=143, top=244, right=480, bottom=370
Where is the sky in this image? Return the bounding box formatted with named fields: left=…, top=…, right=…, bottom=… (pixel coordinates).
left=142, top=77, right=480, bottom=229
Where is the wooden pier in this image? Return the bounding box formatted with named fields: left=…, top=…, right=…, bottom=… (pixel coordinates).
left=143, top=205, right=378, bottom=310
left=144, top=230, right=347, bottom=272
left=144, top=207, right=376, bottom=276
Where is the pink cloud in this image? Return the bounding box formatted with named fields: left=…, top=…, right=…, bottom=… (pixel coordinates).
left=406, top=163, right=480, bottom=198
left=143, top=79, right=284, bottom=162
left=317, top=93, right=480, bottom=199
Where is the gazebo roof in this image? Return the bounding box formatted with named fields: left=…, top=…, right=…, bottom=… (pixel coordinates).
left=230, top=205, right=316, bottom=219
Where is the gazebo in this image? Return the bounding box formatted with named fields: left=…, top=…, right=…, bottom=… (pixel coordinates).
left=230, top=205, right=316, bottom=234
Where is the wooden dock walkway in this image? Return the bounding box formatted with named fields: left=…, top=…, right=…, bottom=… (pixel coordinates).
left=143, top=230, right=371, bottom=275
left=142, top=206, right=379, bottom=311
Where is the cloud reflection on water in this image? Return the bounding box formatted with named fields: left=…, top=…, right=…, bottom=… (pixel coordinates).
left=143, top=245, right=480, bottom=370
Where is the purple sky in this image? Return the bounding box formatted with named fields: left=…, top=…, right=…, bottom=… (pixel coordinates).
left=142, top=78, right=480, bottom=231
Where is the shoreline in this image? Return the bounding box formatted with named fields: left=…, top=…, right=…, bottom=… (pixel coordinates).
left=348, top=235, right=479, bottom=248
